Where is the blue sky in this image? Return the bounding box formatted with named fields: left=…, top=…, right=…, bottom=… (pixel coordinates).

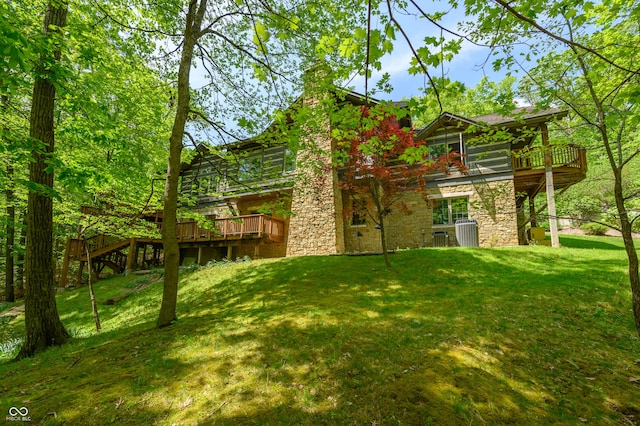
left=188, top=4, right=517, bottom=142
left=347, top=6, right=511, bottom=101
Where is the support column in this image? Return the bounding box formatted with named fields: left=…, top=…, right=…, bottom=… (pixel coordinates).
left=542, top=124, right=560, bottom=248
left=529, top=194, right=537, bottom=227
left=125, top=239, right=137, bottom=274
left=516, top=197, right=527, bottom=245
left=77, top=261, right=85, bottom=285
left=141, top=244, right=148, bottom=268
left=60, top=239, right=72, bottom=288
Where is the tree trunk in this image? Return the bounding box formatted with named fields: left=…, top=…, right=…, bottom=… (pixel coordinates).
left=372, top=183, right=392, bottom=267
left=17, top=2, right=70, bottom=359
left=16, top=210, right=26, bottom=296
left=379, top=214, right=391, bottom=267
left=613, top=169, right=640, bottom=335
left=5, top=163, right=15, bottom=303
left=3, top=91, right=15, bottom=302
left=157, top=0, right=207, bottom=328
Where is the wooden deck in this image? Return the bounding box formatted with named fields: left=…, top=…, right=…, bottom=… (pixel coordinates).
left=61, top=214, right=286, bottom=286
left=512, top=144, right=587, bottom=197
left=65, top=214, right=285, bottom=260
left=174, top=214, right=285, bottom=243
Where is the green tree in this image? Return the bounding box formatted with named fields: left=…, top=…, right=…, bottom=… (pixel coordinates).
left=461, top=0, right=640, bottom=335
left=412, top=76, right=518, bottom=126
left=1, top=1, right=37, bottom=303
left=333, top=104, right=458, bottom=266
left=54, top=1, right=171, bottom=236
left=135, top=0, right=367, bottom=327
left=18, top=1, right=71, bottom=358
left=156, top=0, right=207, bottom=328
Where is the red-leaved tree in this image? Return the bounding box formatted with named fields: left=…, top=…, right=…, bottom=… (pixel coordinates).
left=334, top=105, right=464, bottom=266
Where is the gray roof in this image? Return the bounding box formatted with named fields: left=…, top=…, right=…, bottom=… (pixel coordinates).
left=469, top=107, right=568, bottom=126
left=415, top=107, right=568, bottom=141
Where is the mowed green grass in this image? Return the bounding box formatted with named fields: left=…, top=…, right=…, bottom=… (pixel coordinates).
left=1, top=234, right=640, bottom=425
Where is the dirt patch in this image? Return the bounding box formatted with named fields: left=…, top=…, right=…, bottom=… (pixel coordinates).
left=0, top=304, right=24, bottom=318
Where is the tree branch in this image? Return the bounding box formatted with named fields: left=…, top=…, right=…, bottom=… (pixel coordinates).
left=384, top=0, right=441, bottom=111
left=492, top=0, right=640, bottom=76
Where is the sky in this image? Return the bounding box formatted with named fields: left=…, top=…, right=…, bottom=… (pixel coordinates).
left=189, top=3, right=511, bottom=102
left=188, top=3, right=517, bottom=142
left=346, top=5, right=511, bottom=101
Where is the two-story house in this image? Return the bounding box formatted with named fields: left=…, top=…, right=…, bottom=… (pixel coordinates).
left=178, top=89, right=586, bottom=264
left=60, top=84, right=586, bottom=285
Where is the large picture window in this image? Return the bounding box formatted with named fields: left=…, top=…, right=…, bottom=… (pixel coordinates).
left=433, top=197, right=468, bottom=225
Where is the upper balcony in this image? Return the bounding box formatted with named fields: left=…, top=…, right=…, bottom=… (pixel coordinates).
left=512, top=144, right=587, bottom=197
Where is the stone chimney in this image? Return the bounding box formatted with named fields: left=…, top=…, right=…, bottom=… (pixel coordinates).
left=285, top=64, right=345, bottom=256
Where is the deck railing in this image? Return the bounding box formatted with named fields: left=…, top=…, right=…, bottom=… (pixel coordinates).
left=512, top=144, right=587, bottom=172
left=67, top=214, right=285, bottom=260
left=176, top=214, right=285, bottom=243
left=66, top=235, right=128, bottom=259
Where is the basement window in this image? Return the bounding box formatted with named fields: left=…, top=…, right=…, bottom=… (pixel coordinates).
left=433, top=197, right=468, bottom=225
left=351, top=202, right=367, bottom=226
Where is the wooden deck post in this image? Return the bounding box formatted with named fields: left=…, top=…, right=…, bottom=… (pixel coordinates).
left=125, top=238, right=136, bottom=274
left=60, top=239, right=72, bottom=288
left=529, top=194, right=537, bottom=227
left=141, top=244, right=148, bottom=268
left=542, top=124, right=560, bottom=247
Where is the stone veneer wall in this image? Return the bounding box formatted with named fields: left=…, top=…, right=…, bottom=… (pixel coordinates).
left=342, top=179, right=519, bottom=251
left=285, top=91, right=345, bottom=256
left=463, top=179, right=519, bottom=247
left=286, top=150, right=345, bottom=256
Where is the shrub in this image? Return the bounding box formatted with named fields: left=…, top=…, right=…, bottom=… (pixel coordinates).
left=580, top=222, right=608, bottom=236
left=0, top=337, right=23, bottom=359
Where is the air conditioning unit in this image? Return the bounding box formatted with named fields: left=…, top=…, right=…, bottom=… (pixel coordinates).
left=455, top=219, right=479, bottom=247
left=432, top=231, right=449, bottom=247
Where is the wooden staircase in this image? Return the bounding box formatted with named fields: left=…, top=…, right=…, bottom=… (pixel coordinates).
left=60, top=236, right=134, bottom=286
left=59, top=211, right=286, bottom=286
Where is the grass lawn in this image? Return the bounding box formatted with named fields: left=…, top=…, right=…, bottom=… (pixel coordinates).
left=1, top=234, right=640, bottom=425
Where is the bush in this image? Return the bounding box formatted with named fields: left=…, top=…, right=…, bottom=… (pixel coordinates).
left=0, top=337, right=23, bottom=359
left=580, top=222, right=609, bottom=236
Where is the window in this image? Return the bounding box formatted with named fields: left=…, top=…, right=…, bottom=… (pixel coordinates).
left=429, top=133, right=465, bottom=166
left=351, top=202, right=367, bottom=226
left=238, top=157, right=262, bottom=182
left=283, top=148, right=297, bottom=173
left=433, top=197, right=468, bottom=225
left=193, top=175, right=220, bottom=195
